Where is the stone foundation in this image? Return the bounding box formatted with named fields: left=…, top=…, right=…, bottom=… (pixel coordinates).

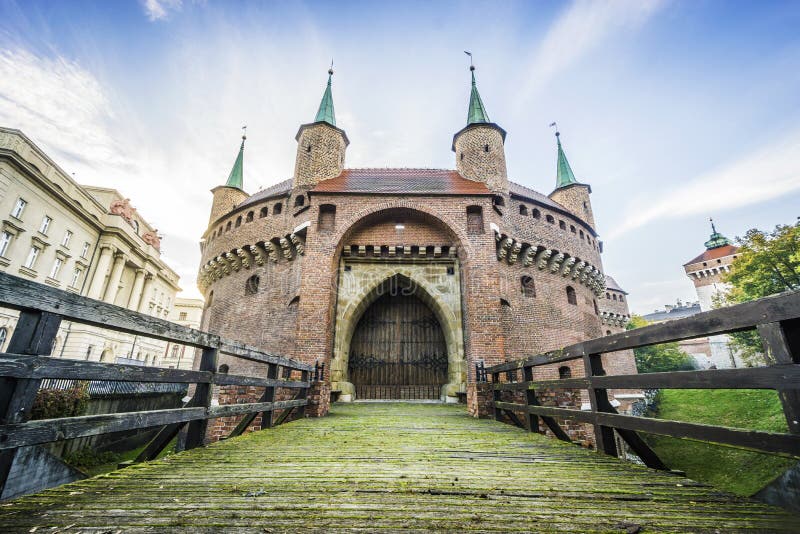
left=467, top=382, right=493, bottom=418
left=306, top=381, right=330, bottom=418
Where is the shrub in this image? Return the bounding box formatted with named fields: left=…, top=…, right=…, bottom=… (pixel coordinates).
left=31, top=383, right=90, bottom=420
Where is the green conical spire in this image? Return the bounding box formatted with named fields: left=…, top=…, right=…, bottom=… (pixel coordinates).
left=314, top=68, right=336, bottom=126
left=554, top=131, right=578, bottom=189
left=467, top=66, right=490, bottom=124
left=225, top=133, right=245, bottom=189
left=704, top=218, right=732, bottom=249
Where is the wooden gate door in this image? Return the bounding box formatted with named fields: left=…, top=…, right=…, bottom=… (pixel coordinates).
left=349, top=292, right=448, bottom=400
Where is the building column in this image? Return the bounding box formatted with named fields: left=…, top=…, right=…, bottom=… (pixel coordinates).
left=87, top=245, right=114, bottom=299
left=127, top=268, right=147, bottom=311
left=103, top=252, right=127, bottom=304
left=139, top=273, right=155, bottom=314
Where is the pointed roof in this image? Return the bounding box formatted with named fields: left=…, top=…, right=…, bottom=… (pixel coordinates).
left=225, top=135, right=245, bottom=190
left=704, top=219, right=733, bottom=250
left=467, top=66, right=490, bottom=125
left=554, top=131, right=579, bottom=189
left=314, top=69, right=336, bottom=126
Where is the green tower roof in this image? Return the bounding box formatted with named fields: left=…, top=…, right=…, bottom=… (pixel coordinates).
left=225, top=135, right=245, bottom=190
left=467, top=66, right=490, bottom=125
left=555, top=132, right=579, bottom=189
left=704, top=219, right=733, bottom=249
left=314, top=69, right=336, bottom=126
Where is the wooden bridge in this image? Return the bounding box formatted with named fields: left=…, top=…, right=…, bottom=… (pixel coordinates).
left=0, top=272, right=799, bottom=531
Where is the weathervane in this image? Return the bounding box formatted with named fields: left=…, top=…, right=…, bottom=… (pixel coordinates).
left=241, top=125, right=247, bottom=141
left=464, top=50, right=474, bottom=70
left=549, top=121, right=559, bottom=137
left=329, top=58, right=334, bottom=76
left=710, top=217, right=717, bottom=234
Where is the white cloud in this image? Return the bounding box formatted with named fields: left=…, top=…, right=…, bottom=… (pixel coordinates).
left=141, top=0, right=183, bottom=22
left=517, top=0, right=665, bottom=105
left=0, top=49, right=129, bottom=169
left=608, top=129, right=800, bottom=239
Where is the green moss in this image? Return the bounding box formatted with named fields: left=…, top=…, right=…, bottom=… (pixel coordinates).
left=645, top=389, right=795, bottom=496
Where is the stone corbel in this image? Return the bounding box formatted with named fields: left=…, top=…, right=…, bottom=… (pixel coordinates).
left=508, top=241, right=522, bottom=264
left=549, top=252, right=565, bottom=273
left=248, top=244, right=265, bottom=265
left=290, top=233, right=305, bottom=256
left=536, top=249, right=553, bottom=270
left=279, top=237, right=293, bottom=260
left=571, top=261, right=586, bottom=279
left=521, top=246, right=536, bottom=267
left=236, top=248, right=251, bottom=269
left=497, top=238, right=512, bottom=260
left=561, top=257, right=576, bottom=277
left=263, top=242, right=278, bottom=263
left=216, top=255, right=230, bottom=275
left=225, top=252, right=240, bottom=272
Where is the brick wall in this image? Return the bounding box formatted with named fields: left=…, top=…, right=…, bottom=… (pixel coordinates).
left=454, top=125, right=508, bottom=194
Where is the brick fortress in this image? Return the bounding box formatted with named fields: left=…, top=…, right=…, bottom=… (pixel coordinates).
left=196, top=65, right=637, bottom=426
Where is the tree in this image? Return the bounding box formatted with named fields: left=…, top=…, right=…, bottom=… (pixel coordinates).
left=721, top=221, right=800, bottom=364
left=626, top=315, right=697, bottom=373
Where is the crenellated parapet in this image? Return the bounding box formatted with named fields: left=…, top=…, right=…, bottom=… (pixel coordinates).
left=600, top=311, right=630, bottom=328
left=493, top=230, right=606, bottom=296
left=197, top=232, right=306, bottom=291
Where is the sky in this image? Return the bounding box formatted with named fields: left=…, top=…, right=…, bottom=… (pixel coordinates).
left=0, top=0, right=798, bottom=313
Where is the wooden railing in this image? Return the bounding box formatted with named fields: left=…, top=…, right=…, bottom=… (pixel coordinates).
left=0, top=272, right=313, bottom=496
left=485, top=289, right=800, bottom=469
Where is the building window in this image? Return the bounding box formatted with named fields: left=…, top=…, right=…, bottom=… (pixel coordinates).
left=86, top=344, right=94, bottom=360
left=566, top=286, right=577, bottom=305
left=132, top=220, right=139, bottom=233
left=559, top=220, right=566, bottom=230
left=235, top=216, right=242, bottom=228
left=570, top=225, right=576, bottom=233
left=558, top=366, right=572, bottom=379
left=206, top=291, right=213, bottom=308
left=521, top=275, right=536, bottom=297
left=606, top=292, right=610, bottom=299
left=532, top=208, right=541, bottom=219
left=619, top=295, right=624, bottom=302
left=179, top=311, right=187, bottom=320
left=288, top=296, right=300, bottom=308
left=245, top=274, right=260, bottom=295
left=171, top=345, right=181, bottom=358
left=49, top=257, right=63, bottom=279
left=70, top=267, right=81, bottom=287
left=295, top=195, right=305, bottom=207
left=0, top=327, right=7, bottom=351
left=24, top=246, right=40, bottom=269
left=546, top=214, right=555, bottom=224
left=61, top=230, right=72, bottom=247
left=11, top=198, right=27, bottom=219
left=318, top=204, right=336, bottom=231
left=612, top=294, right=617, bottom=301
left=226, top=221, right=232, bottom=232
left=81, top=242, right=90, bottom=258
left=246, top=211, right=254, bottom=223
left=0, top=231, right=12, bottom=257
left=593, top=299, right=599, bottom=315
left=606, top=330, right=612, bottom=336
left=484, top=144, right=490, bottom=152
left=579, top=230, right=584, bottom=239
left=259, top=207, right=268, bottom=218
left=39, top=215, right=52, bottom=235
left=519, top=205, right=528, bottom=216
left=466, top=205, right=484, bottom=235
left=274, top=203, right=282, bottom=215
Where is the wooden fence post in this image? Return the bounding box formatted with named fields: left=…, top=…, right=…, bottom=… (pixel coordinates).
left=0, top=311, right=62, bottom=497
left=522, top=365, right=539, bottom=433
left=583, top=353, right=618, bottom=457
left=492, top=372, right=501, bottom=421
left=297, top=370, right=310, bottom=419
left=758, top=321, right=800, bottom=434
left=184, top=342, right=219, bottom=449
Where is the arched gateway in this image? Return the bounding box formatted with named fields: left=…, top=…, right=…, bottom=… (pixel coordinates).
left=328, top=208, right=468, bottom=402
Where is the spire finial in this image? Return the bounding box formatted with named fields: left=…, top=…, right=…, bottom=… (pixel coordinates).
left=710, top=217, right=717, bottom=234
left=464, top=50, right=474, bottom=71
left=464, top=51, right=490, bottom=124
left=225, top=129, right=245, bottom=190
left=241, top=125, right=247, bottom=143
left=549, top=121, right=559, bottom=138
left=554, top=126, right=579, bottom=189
left=314, top=63, right=337, bottom=126
left=328, top=58, right=334, bottom=77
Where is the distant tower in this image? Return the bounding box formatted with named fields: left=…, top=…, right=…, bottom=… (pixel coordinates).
left=452, top=63, right=508, bottom=194
left=548, top=129, right=595, bottom=229
left=684, top=219, right=738, bottom=312
left=292, top=67, right=349, bottom=189
left=209, top=131, right=249, bottom=225
left=683, top=219, right=742, bottom=368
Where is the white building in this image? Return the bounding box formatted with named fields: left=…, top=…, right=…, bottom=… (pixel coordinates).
left=0, top=127, right=182, bottom=365
left=163, top=298, right=204, bottom=369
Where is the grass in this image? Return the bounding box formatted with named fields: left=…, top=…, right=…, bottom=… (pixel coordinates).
left=644, top=389, right=796, bottom=496
left=65, top=437, right=178, bottom=477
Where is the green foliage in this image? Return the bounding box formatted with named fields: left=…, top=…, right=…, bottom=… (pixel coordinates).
left=719, top=222, right=800, bottom=365
left=63, top=448, right=121, bottom=473
left=645, top=389, right=794, bottom=496
left=30, top=384, right=89, bottom=420
left=626, top=315, right=696, bottom=373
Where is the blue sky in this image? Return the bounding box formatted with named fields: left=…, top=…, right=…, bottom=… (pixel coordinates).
left=1, top=0, right=798, bottom=311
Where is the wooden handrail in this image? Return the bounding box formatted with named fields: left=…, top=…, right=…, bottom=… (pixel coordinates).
left=0, top=271, right=313, bottom=496
left=485, top=289, right=800, bottom=468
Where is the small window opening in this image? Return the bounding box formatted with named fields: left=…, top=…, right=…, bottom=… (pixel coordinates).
left=259, top=207, right=268, bottom=218
left=460, top=153, right=464, bottom=161
left=532, top=209, right=541, bottom=219
left=295, top=195, right=305, bottom=207
left=484, top=144, right=489, bottom=152
left=306, top=144, right=312, bottom=153
left=344, top=265, right=352, bottom=272
left=274, top=203, right=283, bottom=215
left=466, top=205, right=484, bottom=235
left=521, top=276, right=536, bottom=297
left=446, top=266, right=455, bottom=275
left=566, top=286, right=577, bottom=305
left=245, top=275, right=260, bottom=295
left=246, top=211, right=254, bottom=223
left=593, top=299, right=599, bottom=315
left=319, top=204, right=336, bottom=231
left=519, top=205, right=528, bottom=216
left=218, top=364, right=230, bottom=374
left=235, top=216, right=242, bottom=228
left=546, top=214, right=555, bottom=224
left=559, top=220, right=566, bottom=230
left=558, top=366, right=572, bottom=379
left=226, top=221, right=232, bottom=232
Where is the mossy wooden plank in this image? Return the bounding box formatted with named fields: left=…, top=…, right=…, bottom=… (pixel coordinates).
left=0, top=403, right=797, bottom=532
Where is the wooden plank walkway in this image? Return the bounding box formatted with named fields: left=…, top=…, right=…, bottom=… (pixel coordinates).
left=1, top=403, right=797, bottom=532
